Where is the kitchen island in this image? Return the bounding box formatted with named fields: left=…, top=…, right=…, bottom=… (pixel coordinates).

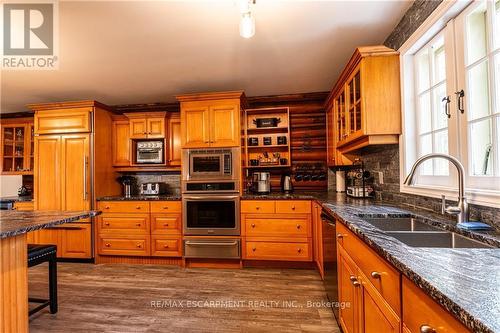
left=0, top=210, right=99, bottom=333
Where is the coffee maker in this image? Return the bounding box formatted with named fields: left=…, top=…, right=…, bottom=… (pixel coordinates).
left=252, top=172, right=271, bottom=194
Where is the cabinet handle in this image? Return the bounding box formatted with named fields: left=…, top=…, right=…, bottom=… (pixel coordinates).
left=349, top=275, right=357, bottom=282
left=137, top=244, right=142, bottom=248
left=164, top=245, right=169, bottom=249
left=252, top=247, right=256, bottom=252
left=105, top=243, right=111, bottom=247
left=255, top=206, right=260, bottom=210
left=337, top=234, right=345, bottom=239
left=83, top=156, right=88, bottom=200
left=371, top=271, right=381, bottom=279
left=164, top=223, right=169, bottom=227
left=136, top=206, right=141, bottom=209
left=105, top=222, right=110, bottom=226
left=352, top=280, right=360, bottom=287
left=291, top=206, right=296, bottom=210
left=296, top=224, right=301, bottom=229
left=105, top=206, right=110, bottom=210
left=420, top=325, right=436, bottom=333
left=204, top=141, right=209, bottom=144
left=136, top=223, right=141, bottom=227
left=251, top=223, right=256, bottom=228
left=163, top=206, right=169, bottom=210
left=297, top=248, right=302, bottom=253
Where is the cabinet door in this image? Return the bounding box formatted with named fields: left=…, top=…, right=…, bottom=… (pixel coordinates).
left=182, top=106, right=210, bottom=148
left=129, top=119, right=148, bottom=139
left=35, top=228, right=61, bottom=257
left=60, top=134, right=91, bottom=219
left=209, top=104, right=239, bottom=147
left=34, top=135, right=61, bottom=210
left=346, top=68, right=363, bottom=138
left=25, top=123, right=34, bottom=172
left=326, top=104, right=336, bottom=166
left=147, top=117, right=165, bottom=138
left=168, top=115, right=181, bottom=166
left=58, top=224, right=92, bottom=258
left=338, top=249, right=360, bottom=333
left=112, top=120, right=131, bottom=166
left=312, top=203, right=324, bottom=278
left=361, top=276, right=401, bottom=333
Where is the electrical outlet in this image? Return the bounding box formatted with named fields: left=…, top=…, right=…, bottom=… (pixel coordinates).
left=378, top=171, right=384, bottom=184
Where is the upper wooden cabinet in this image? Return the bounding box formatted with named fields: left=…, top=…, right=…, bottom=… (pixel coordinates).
left=325, top=46, right=401, bottom=157
left=125, top=112, right=166, bottom=139
left=111, top=116, right=131, bottom=166
left=168, top=114, right=181, bottom=166
left=177, top=91, right=247, bottom=148
left=0, top=118, right=34, bottom=174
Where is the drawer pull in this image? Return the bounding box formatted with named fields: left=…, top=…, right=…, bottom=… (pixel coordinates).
left=163, top=206, right=169, bottom=210
left=420, top=325, right=436, bottom=333
left=136, top=223, right=141, bottom=227
left=349, top=275, right=357, bottom=282
left=163, top=245, right=169, bottom=249
left=337, top=234, right=346, bottom=239
left=105, top=222, right=110, bottom=226
left=137, top=244, right=142, bottom=248
left=297, top=248, right=302, bottom=253
left=136, top=206, right=141, bottom=210
left=371, top=271, right=381, bottom=279
left=252, top=247, right=257, bottom=252
left=291, top=206, right=296, bottom=210
left=251, top=223, right=256, bottom=228
left=352, top=280, right=360, bottom=287
left=255, top=206, right=260, bottom=210
left=296, top=224, right=301, bottom=229
left=105, top=206, right=110, bottom=209
left=163, top=223, right=169, bottom=227
left=105, top=243, right=111, bottom=247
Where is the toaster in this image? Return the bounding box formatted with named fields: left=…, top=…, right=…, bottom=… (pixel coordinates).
left=140, top=183, right=167, bottom=195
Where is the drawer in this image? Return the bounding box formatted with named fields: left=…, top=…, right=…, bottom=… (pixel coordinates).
left=150, top=201, right=181, bottom=213
left=245, top=241, right=311, bottom=261
left=241, top=200, right=275, bottom=214
left=245, top=218, right=310, bottom=238
left=402, top=277, right=470, bottom=333
left=184, top=238, right=240, bottom=259
left=98, top=235, right=150, bottom=256
left=337, top=222, right=401, bottom=315
left=13, top=201, right=34, bottom=211
left=275, top=200, right=311, bottom=214
left=151, top=214, right=181, bottom=235
left=151, top=236, right=182, bottom=257
left=35, top=108, right=91, bottom=134
left=98, top=201, right=149, bottom=213
left=98, top=215, right=149, bottom=234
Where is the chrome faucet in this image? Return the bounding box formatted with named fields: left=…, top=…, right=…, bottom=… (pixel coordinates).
left=403, top=153, right=469, bottom=224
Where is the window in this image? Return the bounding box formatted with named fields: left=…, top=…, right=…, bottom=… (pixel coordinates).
left=400, top=0, right=500, bottom=207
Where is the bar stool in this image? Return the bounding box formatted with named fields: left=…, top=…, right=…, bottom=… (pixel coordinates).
left=27, top=244, right=58, bottom=315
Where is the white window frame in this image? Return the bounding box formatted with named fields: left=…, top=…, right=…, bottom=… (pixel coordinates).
left=399, top=0, right=500, bottom=208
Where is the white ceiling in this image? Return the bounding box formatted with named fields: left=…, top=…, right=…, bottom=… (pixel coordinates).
left=0, top=0, right=412, bottom=113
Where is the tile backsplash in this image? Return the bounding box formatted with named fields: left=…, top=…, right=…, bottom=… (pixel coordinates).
left=329, top=145, right=500, bottom=231
left=125, top=173, right=181, bottom=195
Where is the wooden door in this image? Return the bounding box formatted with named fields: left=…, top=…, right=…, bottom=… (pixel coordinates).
left=182, top=105, right=210, bottom=148
left=168, top=115, right=181, bottom=166
left=338, top=249, right=360, bottom=333
left=58, top=224, right=92, bottom=258
left=129, top=118, right=147, bottom=138
left=112, top=120, right=131, bottom=166
left=209, top=104, right=239, bottom=147
left=360, top=277, right=401, bottom=333
left=34, top=135, right=61, bottom=210
left=60, top=134, right=91, bottom=217
left=147, top=117, right=165, bottom=138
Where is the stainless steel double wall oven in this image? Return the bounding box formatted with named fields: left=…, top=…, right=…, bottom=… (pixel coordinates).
left=182, top=148, right=241, bottom=259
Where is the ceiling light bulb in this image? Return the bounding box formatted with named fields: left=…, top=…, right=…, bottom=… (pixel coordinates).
left=239, top=13, right=255, bottom=39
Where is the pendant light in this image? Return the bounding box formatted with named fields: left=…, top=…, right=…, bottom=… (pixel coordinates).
left=239, top=0, right=255, bottom=39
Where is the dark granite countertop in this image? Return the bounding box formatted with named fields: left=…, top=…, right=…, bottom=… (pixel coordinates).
left=96, top=195, right=181, bottom=201
left=241, top=193, right=317, bottom=200
left=0, top=196, right=33, bottom=202
left=315, top=193, right=499, bottom=333
left=0, top=210, right=101, bottom=239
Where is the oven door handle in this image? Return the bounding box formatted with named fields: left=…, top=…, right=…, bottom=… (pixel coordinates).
left=185, top=241, right=238, bottom=246
left=183, top=195, right=239, bottom=200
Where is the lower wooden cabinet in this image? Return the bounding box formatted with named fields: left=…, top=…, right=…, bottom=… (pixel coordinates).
left=245, top=241, right=310, bottom=261
left=13, top=201, right=34, bottom=211
left=402, top=277, right=470, bottom=333
left=29, top=223, right=92, bottom=259
left=338, top=247, right=361, bottom=333
left=97, top=201, right=182, bottom=258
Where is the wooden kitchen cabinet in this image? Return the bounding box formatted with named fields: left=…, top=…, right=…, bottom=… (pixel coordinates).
left=324, top=46, right=401, bottom=156
left=177, top=91, right=246, bottom=148
left=57, top=223, right=92, bottom=258
left=338, top=247, right=361, bottom=333
left=241, top=200, right=312, bottom=262
left=112, top=117, right=131, bottom=166
left=125, top=112, right=166, bottom=139
left=0, top=118, right=34, bottom=174
left=402, top=277, right=470, bottom=333
left=167, top=114, right=181, bottom=166
left=312, top=203, right=324, bottom=279
left=13, top=201, right=34, bottom=211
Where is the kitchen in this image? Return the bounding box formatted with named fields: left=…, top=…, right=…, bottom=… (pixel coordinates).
left=0, top=1, right=499, bottom=332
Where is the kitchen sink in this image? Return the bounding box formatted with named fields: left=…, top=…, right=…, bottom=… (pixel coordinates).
left=363, top=217, right=440, bottom=232
left=385, top=231, right=494, bottom=249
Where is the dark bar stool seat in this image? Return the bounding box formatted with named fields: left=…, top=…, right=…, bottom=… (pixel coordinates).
left=27, top=244, right=58, bottom=315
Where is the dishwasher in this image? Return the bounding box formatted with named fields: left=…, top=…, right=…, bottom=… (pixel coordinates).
left=321, top=211, right=339, bottom=322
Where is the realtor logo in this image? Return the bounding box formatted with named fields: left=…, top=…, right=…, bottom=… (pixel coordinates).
left=1, top=1, right=59, bottom=69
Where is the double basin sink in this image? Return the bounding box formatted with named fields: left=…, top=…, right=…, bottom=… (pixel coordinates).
left=363, top=217, right=494, bottom=249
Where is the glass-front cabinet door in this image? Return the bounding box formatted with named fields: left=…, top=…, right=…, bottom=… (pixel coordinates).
left=346, top=68, right=362, bottom=138
left=336, top=91, right=346, bottom=142
left=1, top=121, right=33, bottom=174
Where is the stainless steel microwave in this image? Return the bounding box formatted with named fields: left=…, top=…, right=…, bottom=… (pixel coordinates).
left=182, top=148, right=238, bottom=180
left=135, top=140, right=164, bottom=164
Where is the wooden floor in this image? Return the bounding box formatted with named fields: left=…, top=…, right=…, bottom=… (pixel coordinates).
left=28, top=263, right=339, bottom=332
